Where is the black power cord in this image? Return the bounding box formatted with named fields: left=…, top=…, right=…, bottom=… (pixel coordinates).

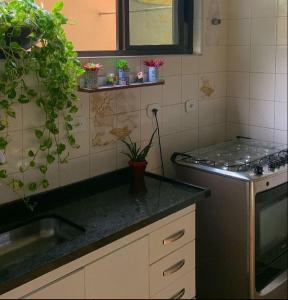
left=152, top=108, right=165, bottom=177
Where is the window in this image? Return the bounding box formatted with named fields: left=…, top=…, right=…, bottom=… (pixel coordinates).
left=41, top=0, right=194, bottom=56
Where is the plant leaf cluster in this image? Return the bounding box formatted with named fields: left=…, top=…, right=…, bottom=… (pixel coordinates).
left=121, top=129, right=157, bottom=162
left=0, top=0, right=84, bottom=195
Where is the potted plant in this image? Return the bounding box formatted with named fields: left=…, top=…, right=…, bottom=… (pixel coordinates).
left=116, top=59, right=129, bottom=85
left=83, top=62, right=103, bottom=89
left=0, top=0, right=83, bottom=197
left=144, top=59, right=164, bottom=82
left=121, top=129, right=157, bottom=179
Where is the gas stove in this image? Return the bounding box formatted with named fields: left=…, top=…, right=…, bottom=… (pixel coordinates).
left=172, top=137, right=288, bottom=180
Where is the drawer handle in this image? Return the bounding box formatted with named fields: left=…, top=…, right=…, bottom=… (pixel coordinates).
left=170, top=288, right=186, bottom=299
left=163, top=229, right=185, bottom=245
left=163, top=259, right=185, bottom=277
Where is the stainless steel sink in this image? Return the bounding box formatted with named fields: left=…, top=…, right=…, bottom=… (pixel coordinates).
left=0, top=216, right=85, bottom=269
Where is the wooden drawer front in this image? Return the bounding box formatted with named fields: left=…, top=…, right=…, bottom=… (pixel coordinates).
left=149, top=212, right=195, bottom=264
left=150, top=241, right=195, bottom=296
left=152, top=270, right=195, bottom=299
left=24, top=270, right=85, bottom=299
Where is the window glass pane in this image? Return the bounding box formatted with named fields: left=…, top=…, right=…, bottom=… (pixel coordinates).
left=40, top=0, right=117, bottom=51
left=129, top=0, right=179, bottom=46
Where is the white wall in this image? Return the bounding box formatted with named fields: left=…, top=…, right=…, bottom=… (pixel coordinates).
left=226, top=0, right=288, bottom=144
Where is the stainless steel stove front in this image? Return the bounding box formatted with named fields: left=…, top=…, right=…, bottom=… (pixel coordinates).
left=173, top=161, right=288, bottom=299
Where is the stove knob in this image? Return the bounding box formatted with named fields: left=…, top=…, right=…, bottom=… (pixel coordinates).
left=254, top=165, right=264, bottom=176
left=268, top=161, right=276, bottom=172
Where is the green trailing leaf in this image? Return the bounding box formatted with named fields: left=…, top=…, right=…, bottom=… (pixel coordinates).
left=28, top=182, right=37, bottom=192
left=47, top=154, right=55, bottom=164
left=0, top=137, right=8, bottom=150
left=0, top=0, right=82, bottom=197
left=34, top=129, right=44, bottom=139
left=42, top=179, right=49, bottom=189
left=0, top=170, right=7, bottom=179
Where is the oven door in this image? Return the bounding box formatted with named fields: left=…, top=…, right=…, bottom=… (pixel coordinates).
left=255, top=182, right=288, bottom=293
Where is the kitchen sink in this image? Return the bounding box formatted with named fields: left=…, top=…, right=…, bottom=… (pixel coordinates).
left=0, top=216, right=85, bottom=269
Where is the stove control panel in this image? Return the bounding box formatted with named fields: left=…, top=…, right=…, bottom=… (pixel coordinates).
left=252, top=150, right=288, bottom=177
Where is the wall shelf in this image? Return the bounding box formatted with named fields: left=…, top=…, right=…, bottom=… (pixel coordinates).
left=78, top=80, right=165, bottom=93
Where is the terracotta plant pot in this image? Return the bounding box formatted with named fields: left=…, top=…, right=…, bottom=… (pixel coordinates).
left=129, top=160, right=147, bottom=195
left=129, top=160, right=148, bottom=178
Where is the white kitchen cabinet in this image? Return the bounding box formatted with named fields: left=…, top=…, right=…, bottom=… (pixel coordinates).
left=1, top=205, right=196, bottom=300
left=24, top=269, right=85, bottom=299
left=85, top=237, right=149, bottom=299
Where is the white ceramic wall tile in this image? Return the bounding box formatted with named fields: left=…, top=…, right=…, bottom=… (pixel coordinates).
left=162, top=76, right=182, bottom=106
left=140, top=86, right=162, bottom=109
left=275, top=101, right=288, bottom=130
left=90, top=115, right=117, bottom=153
left=251, top=46, right=276, bottom=73
left=249, top=126, right=275, bottom=142
left=227, top=46, right=250, bottom=72
left=213, top=98, right=226, bottom=124
left=277, top=17, right=288, bottom=45
left=199, top=100, right=214, bottom=127
left=22, top=102, right=46, bottom=129
left=227, top=19, right=251, bottom=45
left=276, top=46, right=288, bottom=73
left=182, top=75, right=199, bottom=102
left=274, top=129, right=288, bottom=144
left=278, top=0, right=288, bottom=16
left=90, top=149, right=117, bottom=177
left=116, top=111, right=140, bottom=142
left=199, top=124, right=226, bottom=147
left=251, top=0, right=277, bottom=18
left=226, top=123, right=250, bottom=139
left=215, top=72, right=227, bottom=98
left=227, top=72, right=250, bottom=98
left=115, top=89, right=141, bottom=113
left=250, top=73, right=275, bottom=100
left=163, top=56, right=182, bottom=76
left=251, top=19, right=276, bottom=45
left=179, top=129, right=199, bottom=153
left=249, top=100, right=275, bottom=128
left=199, top=73, right=217, bottom=100
left=181, top=102, right=199, bottom=130
left=227, top=98, right=250, bottom=124
left=227, top=0, right=251, bottom=19
left=161, top=105, right=182, bottom=136
left=59, top=155, right=90, bottom=186
left=275, top=74, right=288, bottom=101
left=181, top=55, right=200, bottom=75
left=75, top=92, right=90, bottom=118
left=140, top=109, right=159, bottom=142
left=143, top=144, right=161, bottom=171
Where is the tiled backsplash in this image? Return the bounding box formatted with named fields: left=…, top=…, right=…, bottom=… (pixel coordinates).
left=226, top=0, right=288, bottom=144
left=1, top=0, right=287, bottom=205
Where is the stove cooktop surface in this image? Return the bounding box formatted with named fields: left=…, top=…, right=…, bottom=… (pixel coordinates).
left=175, top=138, right=288, bottom=176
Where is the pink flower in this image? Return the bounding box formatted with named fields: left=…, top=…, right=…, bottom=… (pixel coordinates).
left=83, top=63, right=103, bottom=72
left=144, top=59, right=164, bottom=68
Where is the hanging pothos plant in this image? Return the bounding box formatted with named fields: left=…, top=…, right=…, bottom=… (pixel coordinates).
left=0, top=0, right=84, bottom=196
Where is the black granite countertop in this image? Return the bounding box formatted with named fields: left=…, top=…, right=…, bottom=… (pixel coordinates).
left=0, top=169, right=210, bottom=295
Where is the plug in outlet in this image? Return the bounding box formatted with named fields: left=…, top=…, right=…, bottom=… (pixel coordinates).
left=185, top=99, right=196, bottom=113
left=147, top=104, right=160, bottom=119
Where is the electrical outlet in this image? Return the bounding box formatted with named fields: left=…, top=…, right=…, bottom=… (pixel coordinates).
left=185, top=99, right=196, bottom=113
left=147, top=103, right=161, bottom=119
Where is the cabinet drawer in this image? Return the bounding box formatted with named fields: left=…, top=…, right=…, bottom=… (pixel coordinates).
left=150, top=241, right=195, bottom=296
left=152, top=270, right=195, bottom=299
left=149, top=212, right=195, bottom=264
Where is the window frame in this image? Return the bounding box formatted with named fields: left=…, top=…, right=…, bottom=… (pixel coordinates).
left=77, top=0, right=194, bottom=57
